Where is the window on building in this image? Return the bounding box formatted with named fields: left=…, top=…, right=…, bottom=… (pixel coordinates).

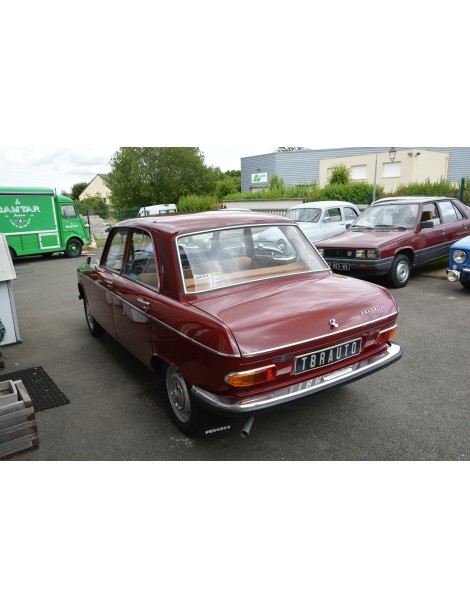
left=383, top=162, right=401, bottom=179
left=351, top=165, right=367, bottom=181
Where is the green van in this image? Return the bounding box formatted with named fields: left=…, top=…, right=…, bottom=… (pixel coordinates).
left=0, top=187, right=90, bottom=259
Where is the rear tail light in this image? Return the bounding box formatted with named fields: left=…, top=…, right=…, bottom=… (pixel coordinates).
left=376, top=325, right=397, bottom=345
left=225, top=365, right=277, bottom=387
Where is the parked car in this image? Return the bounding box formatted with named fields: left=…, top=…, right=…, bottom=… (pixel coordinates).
left=286, top=201, right=361, bottom=244
left=447, top=235, right=470, bottom=288
left=316, top=197, right=470, bottom=288
left=77, top=211, right=402, bottom=436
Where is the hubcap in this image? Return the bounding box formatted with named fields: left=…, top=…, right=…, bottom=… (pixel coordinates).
left=166, top=367, right=191, bottom=423
left=397, top=261, right=409, bottom=283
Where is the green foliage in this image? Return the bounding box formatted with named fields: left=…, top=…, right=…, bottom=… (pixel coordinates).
left=215, top=175, right=241, bottom=201
left=107, top=147, right=217, bottom=209
left=393, top=178, right=459, bottom=197
left=177, top=194, right=219, bottom=212
left=77, top=196, right=109, bottom=216
left=71, top=182, right=88, bottom=200
left=321, top=182, right=381, bottom=204
left=328, top=163, right=351, bottom=185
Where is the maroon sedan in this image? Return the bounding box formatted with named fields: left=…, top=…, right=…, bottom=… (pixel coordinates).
left=316, top=197, right=470, bottom=288
left=77, top=212, right=402, bottom=436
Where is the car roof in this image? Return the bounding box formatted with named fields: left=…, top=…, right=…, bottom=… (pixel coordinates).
left=116, top=211, right=294, bottom=236
left=288, top=200, right=357, bottom=210
left=373, top=196, right=452, bottom=205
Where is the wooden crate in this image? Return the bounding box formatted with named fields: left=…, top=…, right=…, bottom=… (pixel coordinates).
left=0, top=380, right=39, bottom=459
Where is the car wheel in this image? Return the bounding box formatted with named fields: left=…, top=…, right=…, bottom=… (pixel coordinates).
left=65, top=238, right=83, bottom=258
left=84, top=296, right=105, bottom=337
left=8, top=247, right=16, bottom=260
left=387, top=254, right=411, bottom=288
left=460, top=278, right=470, bottom=289
left=163, top=364, right=202, bottom=436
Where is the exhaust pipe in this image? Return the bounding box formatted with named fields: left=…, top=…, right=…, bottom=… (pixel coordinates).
left=241, top=416, right=255, bottom=438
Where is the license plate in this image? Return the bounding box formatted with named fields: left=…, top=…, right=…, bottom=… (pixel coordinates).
left=330, top=262, right=350, bottom=270
left=294, top=338, right=362, bottom=375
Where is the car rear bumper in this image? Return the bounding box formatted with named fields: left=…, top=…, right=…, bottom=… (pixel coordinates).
left=192, top=342, right=402, bottom=414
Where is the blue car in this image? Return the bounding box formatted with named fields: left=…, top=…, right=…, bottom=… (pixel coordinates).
left=447, top=235, right=470, bottom=288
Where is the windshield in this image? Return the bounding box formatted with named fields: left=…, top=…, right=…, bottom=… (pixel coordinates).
left=351, top=204, right=420, bottom=230
left=177, top=224, right=328, bottom=294
left=286, top=208, right=321, bottom=223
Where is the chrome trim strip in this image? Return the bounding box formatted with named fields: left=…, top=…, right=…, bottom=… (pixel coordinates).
left=242, top=312, right=397, bottom=357
left=192, top=342, right=402, bottom=413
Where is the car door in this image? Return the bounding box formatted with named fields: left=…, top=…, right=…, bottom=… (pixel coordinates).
left=437, top=199, right=470, bottom=244
left=322, top=207, right=346, bottom=239
left=416, top=202, right=449, bottom=263
left=87, top=228, right=129, bottom=339
left=112, top=229, right=159, bottom=367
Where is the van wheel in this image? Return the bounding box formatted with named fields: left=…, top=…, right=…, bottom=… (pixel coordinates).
left=84, top=296, right=105, bottom=337
left=163, top=364, right=203, bottom=436
left=387, top=254, right=411, bottom=288
left=65, top=238, right=82, bottom=258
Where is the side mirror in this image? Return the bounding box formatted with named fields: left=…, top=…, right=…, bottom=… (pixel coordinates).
left=420, top=220, right=434, bottom=229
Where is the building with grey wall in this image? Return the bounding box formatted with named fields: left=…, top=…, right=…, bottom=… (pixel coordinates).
left=241, top=147, right=470, bottom=193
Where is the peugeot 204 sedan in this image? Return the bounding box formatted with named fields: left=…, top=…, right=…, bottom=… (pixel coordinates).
left=77, top=212, right=402, bottom=436
left=316, top=197, right=470, bottom=288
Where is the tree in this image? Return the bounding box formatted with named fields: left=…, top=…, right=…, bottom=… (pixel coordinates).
left=107, top=147, right=217, bottom=209
left=275, top=147, right=307, bottom=152
left=70, top=182, right=88, bottom=200
left=328, top=163, right=351, bottom=185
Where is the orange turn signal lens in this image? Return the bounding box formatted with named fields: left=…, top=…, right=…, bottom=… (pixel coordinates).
left=225, top=366, right=277, bottom=387
left=377, top=325, right=397, bottom=344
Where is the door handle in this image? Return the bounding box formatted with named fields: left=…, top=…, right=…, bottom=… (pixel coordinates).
left=137, top=297, right=150, bottom=311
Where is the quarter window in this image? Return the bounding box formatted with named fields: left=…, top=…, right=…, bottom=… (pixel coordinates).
left=344, top=208, right=359, bottom=222
left=437, top=200, right=461, bottom=223
left=103, top=229, right=128, bottom=273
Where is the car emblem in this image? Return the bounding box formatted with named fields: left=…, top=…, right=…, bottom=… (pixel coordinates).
left=329, top=319, right=339, bottom=329
left=347, top=251, right=353, bottom=257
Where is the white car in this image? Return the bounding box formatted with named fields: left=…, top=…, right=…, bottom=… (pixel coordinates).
left=286, top=201, right=361, bottom=244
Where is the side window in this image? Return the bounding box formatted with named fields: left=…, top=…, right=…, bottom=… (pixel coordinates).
left=421, top=203, right=441, bottom=226
left=324, top=208, right=342, bottom=222
left=437, top=200, right=459, bottom=224
left=103, top=229, right=128, bottom=273
left=124, top=230, right=158, bottom=289
left=344, top=207, right=359, bottom=222
left=61, top=204, right=77, bottom=219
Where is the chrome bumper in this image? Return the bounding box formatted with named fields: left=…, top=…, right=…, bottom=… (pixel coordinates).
left=192, top=342, right=402, bottom=414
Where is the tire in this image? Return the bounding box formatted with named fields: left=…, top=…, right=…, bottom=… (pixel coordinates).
left=8, top=247, right=16, bottom=261
left=163, top=363, right=203, bottom=436
left=387, top=254, right=411, bottom=288
left=65, top=238, right=83, bottom=258
left=84, top=296, right=105, bottom=337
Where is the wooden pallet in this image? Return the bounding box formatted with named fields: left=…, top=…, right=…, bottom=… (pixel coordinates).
left=0, top=379, right=39, bottom=458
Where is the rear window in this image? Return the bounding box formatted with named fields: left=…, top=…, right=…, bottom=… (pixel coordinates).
left=177, top=224, right=328, bottom=294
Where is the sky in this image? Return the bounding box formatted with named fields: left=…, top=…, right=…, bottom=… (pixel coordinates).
left=0, top=146, right=274, bottom=194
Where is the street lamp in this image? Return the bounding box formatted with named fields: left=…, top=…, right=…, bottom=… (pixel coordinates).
left=372, top=147, right=397, bottom=203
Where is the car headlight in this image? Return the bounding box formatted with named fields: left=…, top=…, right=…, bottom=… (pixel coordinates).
left=453, top=249, right=467, bottom=264
left=317, top=248, right=324, bottom=256
left=367, top=249, right=378, bottom=259
left=356, top=250, right=366, bottom=258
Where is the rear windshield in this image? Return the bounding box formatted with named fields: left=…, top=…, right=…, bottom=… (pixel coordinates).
left=177, top=224, right=328, bottom=294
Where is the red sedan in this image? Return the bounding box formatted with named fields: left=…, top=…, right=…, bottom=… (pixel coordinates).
left=77, top=211, right=402, bottom=436
left=316, top=197, right=470, bottom=288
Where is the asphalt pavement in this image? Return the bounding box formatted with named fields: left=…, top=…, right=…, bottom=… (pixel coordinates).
left=2, top=250, right=468, bottom=461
